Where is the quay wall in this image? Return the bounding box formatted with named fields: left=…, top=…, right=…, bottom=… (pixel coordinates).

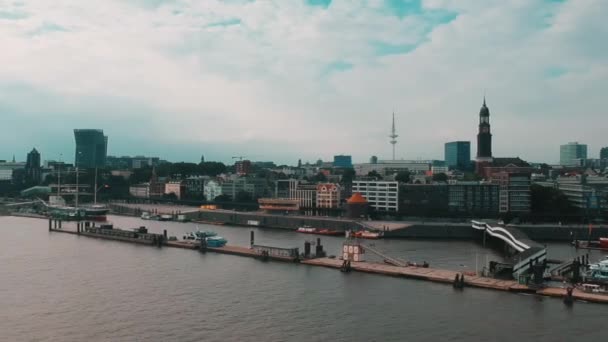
left=386, top=223, right=608, bottom=241
left=197, top=210, right=359, bottom=231
left=108, top=203, right=608, bottom=241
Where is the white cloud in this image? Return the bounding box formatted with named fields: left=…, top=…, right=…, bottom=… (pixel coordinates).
left=0, top=0, right=606, bottom=163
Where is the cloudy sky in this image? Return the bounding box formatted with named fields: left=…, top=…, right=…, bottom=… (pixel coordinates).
left=0, top=0, right=606, bottom=165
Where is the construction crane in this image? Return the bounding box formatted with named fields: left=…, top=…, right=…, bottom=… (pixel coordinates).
left=232, top=156, right=246, bottom=161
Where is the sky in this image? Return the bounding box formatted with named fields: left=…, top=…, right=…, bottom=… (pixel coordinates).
left=0, top=0, right=606, bottom=165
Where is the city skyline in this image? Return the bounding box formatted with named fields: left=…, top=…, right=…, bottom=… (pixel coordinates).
left=1, top=1, right=606, bottom=164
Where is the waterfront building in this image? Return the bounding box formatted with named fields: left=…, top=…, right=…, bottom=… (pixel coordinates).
left=448, top=182, right=500, bottom=216
left=490, top=172, right=531, bottom=213
left=25, top=148, right=42, bottom=184
left=129, top=183, right=150, bottom=198
left=555, top=175, right=608, bottom=214
left=352, top=180, right=399, bottom=212
left=445, top=141, right=471, bottom=170
left=346, top=192, right=369, bottom=218
left=475, top=98, right=493, bottom=174
left=165, top=181, right=186, bottom=200
left=74, top=129, right=108, bottom=168
left=316, top=183, right=341, bottom=209
left=399, top=184, right=449, bottom=216
left=184, top=176, right=207, bottom=199
left=333, top=155, right=352, bottom=168
left=221, top=177, right=270, bottom=201
left=204, top=180, right=223, bottom=201
left=560, top=142, right=587, bottom=166
left=235, top=160, right=252, bottom=175
left=279, top=179, right=317, bottom=208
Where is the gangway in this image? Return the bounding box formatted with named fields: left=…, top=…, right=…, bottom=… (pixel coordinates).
left=362, top=244, right=408, bottom=267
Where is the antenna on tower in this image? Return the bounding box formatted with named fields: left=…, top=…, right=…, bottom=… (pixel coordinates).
left=389, top=112, right=398, bottom=160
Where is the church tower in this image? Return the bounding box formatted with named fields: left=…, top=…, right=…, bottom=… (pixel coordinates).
left=475, top=97, right=493, bottom=177
left=476, top=97, right=493, bottom=162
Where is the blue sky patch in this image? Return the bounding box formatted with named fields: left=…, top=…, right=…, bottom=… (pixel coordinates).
left=371, top=41, right=417, bottom=56
left=0, top=10, right=28, bottom=20
left=323, top=60, right=353, bottom=75
left=306, top=0, right=332, bottom=8
left=543, top=67, right=567, bottom=78
left=207, top=18, right=242, bottom=28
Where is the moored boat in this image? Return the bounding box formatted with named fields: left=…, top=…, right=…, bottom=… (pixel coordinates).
left=296, top=226, right=343, bottom=236
left=348, top=230, right=383, bottom=239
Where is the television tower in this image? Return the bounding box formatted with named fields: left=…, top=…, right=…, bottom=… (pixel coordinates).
left=389, top=112, right=398, bottom=160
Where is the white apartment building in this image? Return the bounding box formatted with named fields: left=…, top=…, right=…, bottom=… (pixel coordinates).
left=352, top=181, right=399, bottom=212
left=204, top=180, right=223, bottom=201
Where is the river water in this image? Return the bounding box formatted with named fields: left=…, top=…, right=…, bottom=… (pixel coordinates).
left=1, top=215, right=606, bottom=342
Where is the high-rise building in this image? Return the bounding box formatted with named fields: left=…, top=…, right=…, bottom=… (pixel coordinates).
left=333, top=155, right=352, bottom=168
left=445, top=141, right=471, bottom=170
left=74, top=129, right=108, bottom=168
left=600, top=147, right=608, bottom=160
left=25, top=148, right=42, bottom=184
left=560, top=142, right=587, bottom=166
left=476, top=98, right=492, bottom=162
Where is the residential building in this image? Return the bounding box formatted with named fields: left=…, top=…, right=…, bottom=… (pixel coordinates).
left=445, top=141, right=471, bottom=170
left=560, top=142, right=587, bottom=166
left=129, top=183, right=150, bottom=198
left=490, top=172, right=531, bottom=213
left=165, top=181, right=186, bottom=200
left=235, top=160, right=252, bottom=175
left=204, top=180, right=223, bottom=201
left=352, top=180, right=399, bottom=212
left=333, top=155, right=352, bottom=168
left=316, top=183, right=341, bottom=209
left=74, top=129, right=108, bottom=168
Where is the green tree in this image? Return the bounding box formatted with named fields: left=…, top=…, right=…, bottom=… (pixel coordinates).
left=432, top=173, right=448, bottom=182
left=312, top=172, right=328, bottom=182
left=395, top=171, right=411, bottom=183
left=463, top=172, right=482, bottom=181
left=367, top=170, right=382, bottom=180
left=214, top=194, right=231, bottom=202
left=235, top=190, right=253, bottom=202
left=530, top=184, right=577, bottom=215
left=198, top=162, right=227, bottom=176
left=341, top=168, right=356, bottom=183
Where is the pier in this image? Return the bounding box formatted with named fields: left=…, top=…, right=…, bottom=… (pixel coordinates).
left=47, top=220, right=608, bottom=305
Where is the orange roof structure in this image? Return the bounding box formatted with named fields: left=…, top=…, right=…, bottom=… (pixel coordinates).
left=347, top=192, right=368, bottom=204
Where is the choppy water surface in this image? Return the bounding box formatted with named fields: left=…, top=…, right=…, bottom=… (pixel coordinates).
left=0, top=216, right=606, bottom=342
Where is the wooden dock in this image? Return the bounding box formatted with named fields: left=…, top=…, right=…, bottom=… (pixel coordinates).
left=49, top=226, right=608, bottom=304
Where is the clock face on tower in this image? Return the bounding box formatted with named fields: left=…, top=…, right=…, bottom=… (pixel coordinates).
left=482, top=127, right=489, bottom=133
